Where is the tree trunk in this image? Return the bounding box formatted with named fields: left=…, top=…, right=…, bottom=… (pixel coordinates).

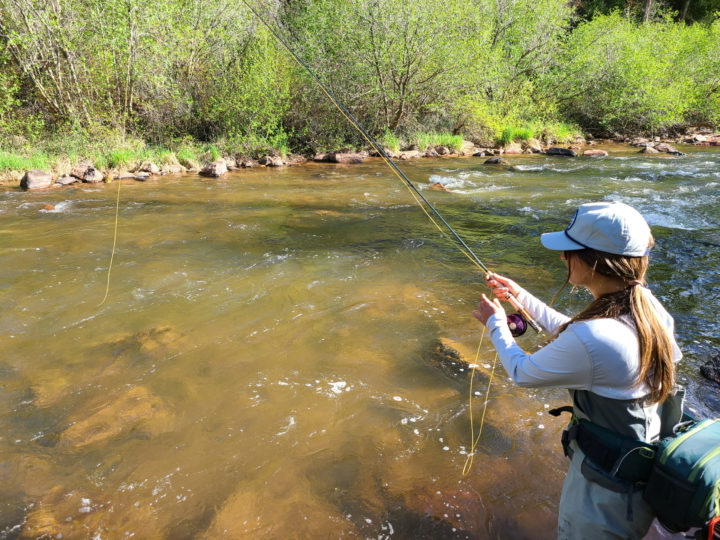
left=642, top=0, right=654, bottom=21
left=680, top=0, right=691, bottom=21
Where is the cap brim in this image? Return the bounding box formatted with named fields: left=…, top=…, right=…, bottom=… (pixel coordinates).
left=540, top=231, right=585, bottom=251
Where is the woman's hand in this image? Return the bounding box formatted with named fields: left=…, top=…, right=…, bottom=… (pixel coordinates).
left=473, top=294, right=506, bottom=326
left=485, top=272, right=521, bottom=302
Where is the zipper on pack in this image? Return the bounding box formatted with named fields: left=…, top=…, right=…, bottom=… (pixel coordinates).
left=689, top=446, right=720, bottom=483
left=661, top=419, right=717, bottom=466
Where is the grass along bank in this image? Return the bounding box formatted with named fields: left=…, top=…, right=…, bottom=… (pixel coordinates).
left=1, top=123, right=587, bottom=186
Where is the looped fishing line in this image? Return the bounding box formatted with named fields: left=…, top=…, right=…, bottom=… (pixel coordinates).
left=462, top=327, right=499, bottom=476
left=99, top=178, right=122, bottom=306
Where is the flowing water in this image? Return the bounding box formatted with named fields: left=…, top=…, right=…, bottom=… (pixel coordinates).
left=1, top=147, right=719, bottom=538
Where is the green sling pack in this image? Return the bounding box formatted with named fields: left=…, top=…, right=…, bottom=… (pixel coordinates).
left=552, top=406, right=720, bottom=538
left=642, top=418, right=720, bottom=535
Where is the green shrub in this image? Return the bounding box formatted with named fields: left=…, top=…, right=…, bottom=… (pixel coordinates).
left=498, top=126, right=535, bottom=146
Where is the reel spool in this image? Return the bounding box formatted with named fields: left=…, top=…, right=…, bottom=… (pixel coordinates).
left=507, top=313, right=528, bottom=337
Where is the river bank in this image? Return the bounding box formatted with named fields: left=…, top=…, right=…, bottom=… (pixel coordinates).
left=4, top=129, right=720, bottom=191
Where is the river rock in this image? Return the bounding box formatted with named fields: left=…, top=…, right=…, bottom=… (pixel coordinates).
left=435, top=145, right=450, bottom=156
left=137, top=161, right=161, bottom=175
left=424, top=148, right=439, bottom=158
left=82, top=167, right=104, bottom=183
left=459, top=140, right=476, bottom=155
left=655, top=142, right=685, bottom=155
left=639, top=146, right=660, bottom=154
left=59, top=385, right=173, bottom=448
left=200, top=160, right=228, bottom=177
left=258, top=155, right=284, bottom=167
left=326, top=151, right=365, bottom=164
left=160, top=163, right=185, bottom=174
left=583, top=149, right=608, bottom=157
left=503, top=142, right=523, bottom=155
left=286, top=154, right=307, bottom=165
left=20, top=170, right=53, bottom=190
left=473, top=149, right=493, bottom=157
left=313, top=152, right=328, bottom=162
left=630, top=137, right=651, bottom=147
left=684, top=134, right=707, bottom=144
left=241, top=159, right=259, bottom=168
left=700, top=352, right=720, bottom=385
left=525, top=138, right=543, bottom=153
left=70, top=163, right=92, bottom=180
left=399, top=150, right=421, bottom=160
left=223, top=156, right=238, bottom=169
left=55, top=175, right=79, bottom=186
left=546, top=147, right=578, bottom=157
left=484, top=156, right=510, bottom=165
left=429, top=182, right=449, bottom=192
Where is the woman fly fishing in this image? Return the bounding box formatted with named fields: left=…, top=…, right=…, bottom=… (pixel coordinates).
left=473, top=201, right=682, bottom=539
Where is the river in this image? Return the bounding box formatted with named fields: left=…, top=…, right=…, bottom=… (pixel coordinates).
left=1, top=146, right=718, bottom=538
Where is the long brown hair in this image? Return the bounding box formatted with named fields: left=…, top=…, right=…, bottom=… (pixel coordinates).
left=554, top=244, right=675, bottom=404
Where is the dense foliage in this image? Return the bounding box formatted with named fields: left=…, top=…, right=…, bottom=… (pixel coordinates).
left=0, top=0, right=718, bottom=161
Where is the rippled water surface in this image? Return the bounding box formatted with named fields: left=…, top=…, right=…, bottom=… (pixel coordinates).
left=1, top=147, right=719, bottom=538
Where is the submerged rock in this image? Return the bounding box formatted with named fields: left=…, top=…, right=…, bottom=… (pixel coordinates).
left=700, top=352, right=720, bottom=385
left=21, top=170, right=53, bottom=190
left=59, top=385, right=174, bottom=448
left=583, top=149, right=608, bottom=157
left=639, top=146, right=660, bottom=154
left=546, top=147, right=578, bottom=157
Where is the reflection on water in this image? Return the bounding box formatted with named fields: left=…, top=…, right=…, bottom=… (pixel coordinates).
left=1, top=148, right=718, bottom=538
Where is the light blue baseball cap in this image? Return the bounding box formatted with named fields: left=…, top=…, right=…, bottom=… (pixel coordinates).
left=541, top=201, right=652, bottom=256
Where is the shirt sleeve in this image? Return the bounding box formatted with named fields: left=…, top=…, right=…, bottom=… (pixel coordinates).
left=486, top=313, right=593, bottom=389
left=515, top=288, right=570, bottom=334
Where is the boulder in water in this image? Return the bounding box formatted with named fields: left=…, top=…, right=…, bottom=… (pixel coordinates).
left=700, top=352, right=720, bottom=385
left=484, top=156, right=510, bottom=165
left=583, top=149, right=608, bottom=157
left=21, top=170, right=53, bottom=190
left=546, top=147, right=578, bottom=157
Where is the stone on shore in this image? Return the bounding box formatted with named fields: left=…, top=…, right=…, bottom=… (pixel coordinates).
left=82, top=167, right=104, bottom=183
left=525, top=138, right=543, bottom=153
left=59, top=385, right=173, bottom=448
left=70, top=163, right=104, bottom=183
left=399, top=150, right=422, bottom=160
left=313, top=152, right=328, bottom=162
left=258, top=155, right=284, bottom=167
left=435, top=145, right=450, bottom=156
left=200, top=160, right=228, bottom=177
left=502, top=142, right=523, bottom=155
left=546, top=147, right=578, bottom=157
left=583, top=149, right=608, bottom=157
left=55, top=175, right=79, bottom=186
left=639, top=146, right=660, bottom=154
left=136, top=161, right=161, bottom=175
left=21, top=170, right=53, bottom=190
left=326, top=151, right=365, bottom=164
left=241, top=159, right=259, bottom=168
left=425, top=148, right=439, bottom=158
left=484, top=156, right=510, bottom=165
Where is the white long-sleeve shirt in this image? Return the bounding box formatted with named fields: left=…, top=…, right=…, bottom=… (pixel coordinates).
left=486, top=287, right=682, bottom=401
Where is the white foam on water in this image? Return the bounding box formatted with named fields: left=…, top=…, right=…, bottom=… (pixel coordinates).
left=39, top=201, right=73, bottom=213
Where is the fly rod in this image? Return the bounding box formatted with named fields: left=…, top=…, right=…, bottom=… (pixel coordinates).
left=242, top=0, right=541, bottom=335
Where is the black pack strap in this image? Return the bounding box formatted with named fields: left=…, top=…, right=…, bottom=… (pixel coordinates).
left=549, top=405, right=574, bottom=417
